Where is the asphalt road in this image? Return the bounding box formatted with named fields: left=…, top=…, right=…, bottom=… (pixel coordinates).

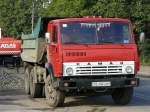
left=0, top=77, right=150, bottom=112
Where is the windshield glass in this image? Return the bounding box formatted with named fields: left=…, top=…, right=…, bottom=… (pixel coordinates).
left=60, top=21, right=132, bottom=44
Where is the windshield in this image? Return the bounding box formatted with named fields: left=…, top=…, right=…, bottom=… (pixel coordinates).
left=60, top=21, right=132, bottom=44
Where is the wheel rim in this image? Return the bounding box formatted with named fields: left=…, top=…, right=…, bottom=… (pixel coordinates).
left=45, top=83, right=58, bottom=105
left=45, top=75, right=58, bottom=105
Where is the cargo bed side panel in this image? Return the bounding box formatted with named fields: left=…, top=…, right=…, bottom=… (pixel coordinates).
left=21, top=38, right=45, bottom=63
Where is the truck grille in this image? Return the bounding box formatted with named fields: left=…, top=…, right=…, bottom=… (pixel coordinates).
left=63, top=61, right=135, bottom=76
left=76, top=65, right=122, bottom=75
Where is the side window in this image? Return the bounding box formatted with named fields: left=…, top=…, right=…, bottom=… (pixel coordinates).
left=52, top=26, right=57, bottom=43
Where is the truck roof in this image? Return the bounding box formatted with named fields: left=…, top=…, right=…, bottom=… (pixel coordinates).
left=51, top=17, right=131, bottom=23
left=40, top=17, right=130, bottom=23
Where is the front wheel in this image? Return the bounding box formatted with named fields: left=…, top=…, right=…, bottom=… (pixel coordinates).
left=112, top=87, right=133, bottom=105
left=45, top=76, right=65, bottom=107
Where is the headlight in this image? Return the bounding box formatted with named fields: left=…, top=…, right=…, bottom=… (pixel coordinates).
left=125, top=66, right=133, bottom=74
left=66, top=67, right=73, bottom=75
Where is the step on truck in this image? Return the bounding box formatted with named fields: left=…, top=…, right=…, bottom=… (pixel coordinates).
left=21, top=17, right=140, bottom=107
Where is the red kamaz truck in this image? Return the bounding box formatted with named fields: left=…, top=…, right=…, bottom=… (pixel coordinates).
left=0, top=28, right=21, bottom=66
left=21, top=17, right=140, bottom=107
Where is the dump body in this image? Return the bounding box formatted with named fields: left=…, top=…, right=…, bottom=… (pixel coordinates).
left=21, top=37, right=45, bottom=63
left=21, top=18, right=44, bottom=63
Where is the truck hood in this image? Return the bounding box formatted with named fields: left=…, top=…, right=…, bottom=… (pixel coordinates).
left=62, top=44, right=137, bottom=62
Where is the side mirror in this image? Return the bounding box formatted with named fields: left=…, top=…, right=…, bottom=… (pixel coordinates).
left=139, top=32, right=145, bottom=43
left=45, top=32, right=51, bottom=43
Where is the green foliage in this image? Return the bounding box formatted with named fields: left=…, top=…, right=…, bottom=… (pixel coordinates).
left=139, top=39, right=150, bottom=65
left=129, top=0, right=150, bottom=33
left=0, top=0, right=52, bottom=38
left=93, top=0, right=129, bottom=18
left=0, top=0, right=33, bottom=38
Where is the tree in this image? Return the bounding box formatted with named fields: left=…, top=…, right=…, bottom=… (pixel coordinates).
left=38, top=0, right=97, bottom=17
left=0, top=0, right=33, bottom=38
left=0, top=0, right=52, bottom=38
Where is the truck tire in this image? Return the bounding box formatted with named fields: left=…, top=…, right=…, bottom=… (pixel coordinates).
left=42, top=85, right=45, bottom=97
left=29, top=68, right=43, bottom=98
left=112, top=87, right=133, bottom=105
left=24, top=67, right=30, bottom=94
left=45, top=75, right=65, bottom=107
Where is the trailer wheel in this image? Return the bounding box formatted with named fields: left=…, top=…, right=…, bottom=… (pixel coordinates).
left=45, top=75, right=65, bottom=107
left=112, top=87, right=133, bottom=105
left=29, top=68, right=43, bottom=98
left=24, top=67, right=30, bottom=94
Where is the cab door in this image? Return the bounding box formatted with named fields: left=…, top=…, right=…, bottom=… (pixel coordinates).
left=47, top=23, right=62, bottom=77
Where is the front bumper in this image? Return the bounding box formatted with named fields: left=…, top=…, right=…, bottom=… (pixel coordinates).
left=58, top=77, right=139, bottom=91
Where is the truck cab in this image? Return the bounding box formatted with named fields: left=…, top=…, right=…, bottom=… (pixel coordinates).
left=46, top=17, right=139, bottom=77
left=21, top=17, right=139, bottom=107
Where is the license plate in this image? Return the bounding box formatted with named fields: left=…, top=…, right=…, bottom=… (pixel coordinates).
left=92, top=81, right=111, bottom=87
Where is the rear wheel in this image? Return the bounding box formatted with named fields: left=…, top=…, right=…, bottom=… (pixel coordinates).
left=45, top=75, right=65, bottom=107
left=24, top=67, right=30, bottom=94
left=112, top=87, right=133, bottom=105
left=29, top=68, right=43, bottom=98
